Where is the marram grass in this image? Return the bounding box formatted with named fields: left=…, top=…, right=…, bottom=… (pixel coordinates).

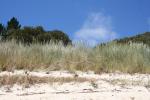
left=0, top=41, right=150, bottom=73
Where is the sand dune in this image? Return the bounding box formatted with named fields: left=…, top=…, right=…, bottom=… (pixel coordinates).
left=0, top=70, right=150, bottom=100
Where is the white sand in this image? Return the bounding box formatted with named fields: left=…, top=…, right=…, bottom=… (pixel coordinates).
left=0, top=70, right=150, bottom=100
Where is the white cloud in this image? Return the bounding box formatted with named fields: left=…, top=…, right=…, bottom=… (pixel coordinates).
left=74, top=12, right=117, bottom=46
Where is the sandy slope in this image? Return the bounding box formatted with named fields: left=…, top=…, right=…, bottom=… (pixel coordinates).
left=1, top=92, right=150, bottom=100
left=0, top=70, right=150, bottom=100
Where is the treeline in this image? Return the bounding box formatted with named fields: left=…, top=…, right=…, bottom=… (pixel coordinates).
left=116, top=32, right=150, bottom=46
left=0, top=17, right=71, bottom=45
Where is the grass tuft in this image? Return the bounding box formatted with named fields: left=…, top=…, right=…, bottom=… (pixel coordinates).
left=0, top=41, right=150, bottom=73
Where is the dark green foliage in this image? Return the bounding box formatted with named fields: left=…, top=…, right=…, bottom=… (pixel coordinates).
left=116, top=32, right=150, bottom=46
left=7, top=17, right=21, bottom=30
left=0, top=24, right=3, bottom=34
left=47, top=30, right=72, bottom=45
left=37, top=32, right=53, bottom=44
left=0, top=17, right=72, bottom=45
left=0, top=23, right=5, bottom=36
left=6, top=26, right=71, bottom=45
left=0, top=23, right=7, bottom=40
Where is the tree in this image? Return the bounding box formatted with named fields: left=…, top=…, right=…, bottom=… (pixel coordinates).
left=48, top=30, right=72, bottom=45
left=7, top=17, right=21, bottom=30
left=0, top=23, right=5, bottom=35
left=8, top=26, right=41, bottom=43
left=116, top=32, right=150, bottom=46
left=0, top=23, right=7, bottom=40
left=2, top=17, right=72, bottom=45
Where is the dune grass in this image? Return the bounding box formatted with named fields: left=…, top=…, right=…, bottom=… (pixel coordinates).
left=0, top=74, right=91, bottom=87
left=0, top=40, right=150, bottom=73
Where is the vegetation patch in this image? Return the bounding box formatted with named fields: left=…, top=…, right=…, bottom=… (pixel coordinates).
left=0, top=75, right=92, bottom=87
left=0, top=41, right=149, bottom=73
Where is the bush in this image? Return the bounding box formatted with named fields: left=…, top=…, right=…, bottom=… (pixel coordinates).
left=47, top=30, right=72, bottom=45
left=0, top=17, right=72, bottom=45
left=5, top=26, right=71, bottom=45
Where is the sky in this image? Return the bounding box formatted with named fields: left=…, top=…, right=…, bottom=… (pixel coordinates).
left=0, top=0, right=150, bottom=45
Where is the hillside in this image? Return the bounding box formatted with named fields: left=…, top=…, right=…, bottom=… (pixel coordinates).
left=116, top=32, right=150, bottom=46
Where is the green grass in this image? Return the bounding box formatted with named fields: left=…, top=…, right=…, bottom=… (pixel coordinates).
left=0, top=40, right=150, bottom=73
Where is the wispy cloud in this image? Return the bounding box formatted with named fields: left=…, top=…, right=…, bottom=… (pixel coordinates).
left=74, top=12, right=117, bottom=46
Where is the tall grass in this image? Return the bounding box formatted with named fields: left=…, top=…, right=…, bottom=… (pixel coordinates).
left=0, top=41, right=150, bottom=73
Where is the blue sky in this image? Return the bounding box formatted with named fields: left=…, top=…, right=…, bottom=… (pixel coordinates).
left=0, top=0, right=150, bottom=45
